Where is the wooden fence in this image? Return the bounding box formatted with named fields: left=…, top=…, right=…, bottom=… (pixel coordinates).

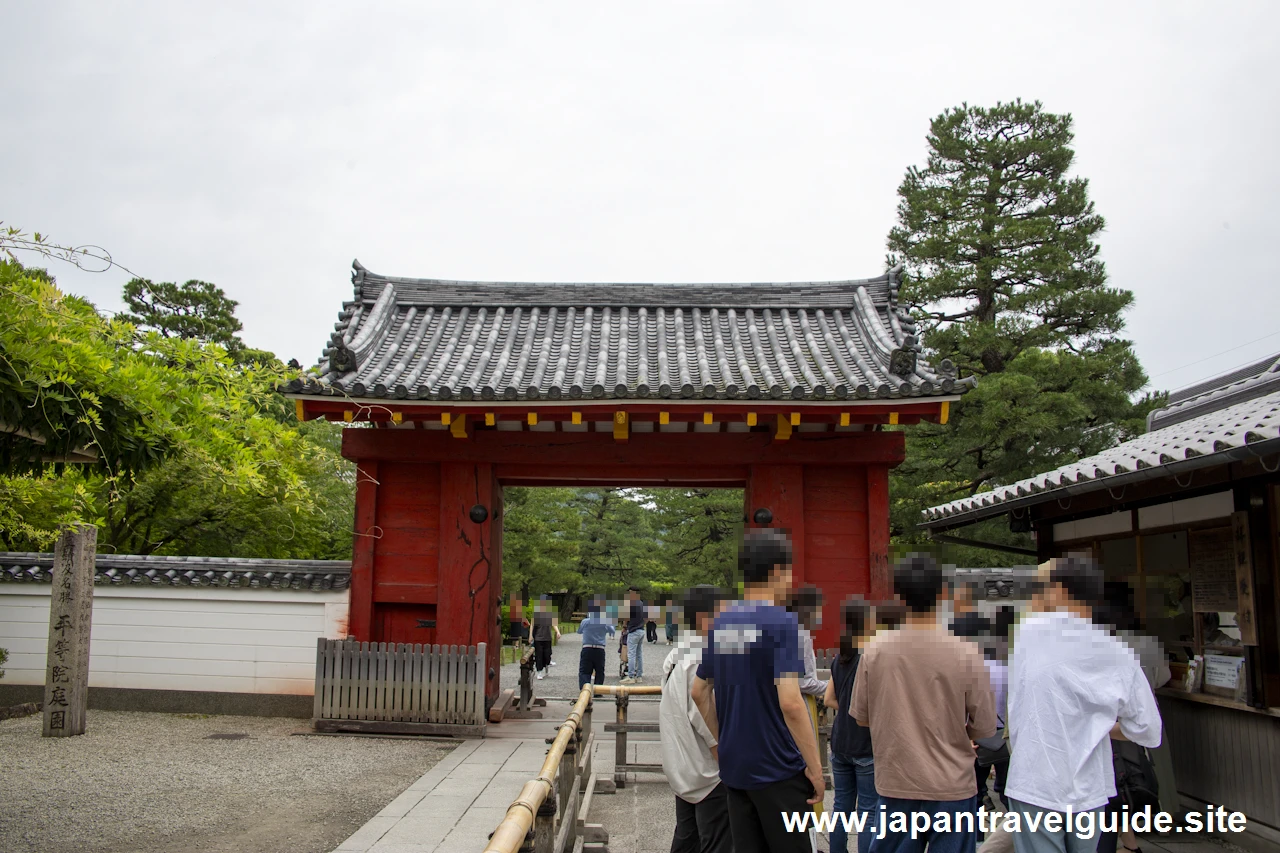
left=312, top=639, right=487, bottom=737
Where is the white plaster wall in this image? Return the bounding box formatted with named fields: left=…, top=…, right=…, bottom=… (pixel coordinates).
left=0, top=586, right=349, bottom=695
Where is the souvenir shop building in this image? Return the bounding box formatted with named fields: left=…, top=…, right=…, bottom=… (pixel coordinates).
left=922, top=354, right=1280, bottom=840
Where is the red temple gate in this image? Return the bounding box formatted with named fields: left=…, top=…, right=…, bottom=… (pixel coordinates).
left=287, top=262, right=968, bottom=703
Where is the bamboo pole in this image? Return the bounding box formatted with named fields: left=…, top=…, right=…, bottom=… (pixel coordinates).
left=483, top=683, right=663, bottom=852
left=590, top=684, right=661, bottom=697
left=484, top=684, right=594, bottom=853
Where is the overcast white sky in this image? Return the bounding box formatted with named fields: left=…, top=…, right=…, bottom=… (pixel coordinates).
left=6, top=2, right=1278, bottom=393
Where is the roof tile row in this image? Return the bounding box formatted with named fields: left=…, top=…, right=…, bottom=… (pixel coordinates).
left=0, top=553, right=351, bottom=591
left=922, top=389, right=1280, bottom=526
left=286, top=262, right=973, bottom=403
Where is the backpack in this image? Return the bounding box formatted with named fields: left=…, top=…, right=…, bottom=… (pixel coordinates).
left=1111, top=740, right=1160, bottom=811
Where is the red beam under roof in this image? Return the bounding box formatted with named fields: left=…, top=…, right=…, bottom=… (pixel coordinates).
left=297, top=397, right=952, bottom=424
left=340, top=428, right=906, bottom=466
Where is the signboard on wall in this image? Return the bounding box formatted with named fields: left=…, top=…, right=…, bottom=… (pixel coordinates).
left=1190, top=527, right=1237, bottom=613
left=1229, top=511, right=1258, bottom=646
left=1203, top=653, right=1247, bottom=700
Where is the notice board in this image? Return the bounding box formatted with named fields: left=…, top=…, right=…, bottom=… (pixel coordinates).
left=1190, top=527, right=1237, bottom=613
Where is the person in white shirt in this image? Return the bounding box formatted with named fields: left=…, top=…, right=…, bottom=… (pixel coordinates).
left=660, top=585, right=731, bottom=853
left=1006, top=557, right=1163, bottom=853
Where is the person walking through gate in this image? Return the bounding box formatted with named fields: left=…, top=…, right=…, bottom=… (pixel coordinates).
left=661, top=585, right=732, bottom=853
left=692, top=529, right=824, bottom=853
left=578, top=598, right=615, bottom=688
left=1004, top=557, right=1162, bottom=853
left=623, top=586, right=647, bottom=683
left=824, top=598, right=877, bottom=853
left=532, top=597, right=559, bottom=681
left=851, top=554, right=997, bottom=853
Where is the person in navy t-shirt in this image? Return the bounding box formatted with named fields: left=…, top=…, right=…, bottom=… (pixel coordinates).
left=692, top=529, right=824, bottom=853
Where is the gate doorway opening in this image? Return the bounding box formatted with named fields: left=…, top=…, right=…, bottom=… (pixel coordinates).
left=286, top=261, right=966, bottom=706
left=500, top=484, right=746, bottom=657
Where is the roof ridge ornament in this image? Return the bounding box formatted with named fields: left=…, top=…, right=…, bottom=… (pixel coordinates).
left=889, top=335, right=921, bottom=379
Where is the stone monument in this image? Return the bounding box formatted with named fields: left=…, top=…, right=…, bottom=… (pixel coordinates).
left=43, top=524, right=96, bottom=737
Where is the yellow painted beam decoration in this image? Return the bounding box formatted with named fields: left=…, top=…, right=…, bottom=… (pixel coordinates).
left=703, top=412, right=713, bottom=425
left=441, top=412, right=451, bottom=426
left=391, top=411, right=403, bottom=425
left=775, top=413, right=792, bottom=441
left=450, top=414, right=468, bottom=438
left=790, top=412, right=800, bottom=426
left=840, top=412, right=850, bottom=427
left=889, top=412, right=899, bottom=425
left=939, top=401, right=950, bottom=425
left=572, top=411, right=582, bottom=425
left=613, top=410, right=629, bottom=441
left=527, top=412, right=538, bottom=426
left=659, top=411, right=670, bottom=425
left=343, top=410, right=353, bottom=423
left=747, top=412, right=757, bottom=427
left=485, top=412, right=495, bottom=426
left=295, top=399, right=305, bottom=421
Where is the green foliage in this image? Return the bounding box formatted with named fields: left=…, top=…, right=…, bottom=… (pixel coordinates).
left=0, top=260, right=172, bottom=473
left=0, top=646, right=7, bottom=680
left=0, top=253, right=353, bottom=558
left=886, top=101, right=1155, bottom=561
left=573, top=488, right=668, bottom=587
left=500, top=487, right=742, bottom=598
left=649, top=488, right=743, bottom=589
left=502, top=487, right=582, bottom=599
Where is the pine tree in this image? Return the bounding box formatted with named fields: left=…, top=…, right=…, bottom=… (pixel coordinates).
left=887, top=100, right=1155, bottom=559
left=121, top=278, right=245, bottom=352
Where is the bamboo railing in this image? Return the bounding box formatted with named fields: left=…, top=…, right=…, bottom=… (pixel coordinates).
left=483, top=683, right=661, bottom=853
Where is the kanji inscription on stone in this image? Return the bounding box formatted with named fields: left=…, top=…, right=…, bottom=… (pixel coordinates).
left=43, top=525, right=96, bottom=738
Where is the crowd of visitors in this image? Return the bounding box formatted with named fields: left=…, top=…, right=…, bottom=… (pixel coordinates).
left=650, top=529, right=1165, bottom=853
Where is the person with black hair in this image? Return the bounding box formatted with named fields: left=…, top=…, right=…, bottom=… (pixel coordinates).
left=949, top=579, right=992, bottom=638
left=623, top=586, right=648, bottom=683
left=531, top=597, right=559, bottom=680
left=577, top=597, right=616, bottom=688
left=787, top=584, right=829, bottom=699
left=1005, top=558, right=1162, bottom=853
left=692, top=529, right=824, bottom=853
left=661, top=585, right=731, bottom=853
left=852, top=554, right=996, bottom=853
left=1093, top=583, right=1177, bottom=853
left=823, top=598, right=876, bottom=853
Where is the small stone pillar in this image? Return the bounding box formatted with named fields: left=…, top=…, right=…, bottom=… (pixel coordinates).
left=43, top=525, right=96, bottom=737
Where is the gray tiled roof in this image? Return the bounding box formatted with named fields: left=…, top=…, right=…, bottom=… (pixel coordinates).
left=1147, top=352, right=1280, bottom=431
left=0, top=553, right=351, bottom=591
left=284, top=262, right=973, bottom=402
left=921, top=389, right=1280, bottom=529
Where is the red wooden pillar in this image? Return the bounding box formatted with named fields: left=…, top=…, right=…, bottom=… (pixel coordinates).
left=348, top=460, right=379, bottom=640
left=802, top=465, right=870, bottom=650
left=746, top=463, right=806, bottom=584
left=485, top=472, right=503, bottom=700
left=867, top=464, right=892, bottom=602
left=437, top=462, right=500, bottom=700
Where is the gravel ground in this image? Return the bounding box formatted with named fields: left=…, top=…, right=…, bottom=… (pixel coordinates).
left=0, top=709, right=452, bottom=853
